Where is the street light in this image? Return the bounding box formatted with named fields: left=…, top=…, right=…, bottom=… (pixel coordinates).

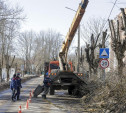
left=65, top=7, right=76, bottom=12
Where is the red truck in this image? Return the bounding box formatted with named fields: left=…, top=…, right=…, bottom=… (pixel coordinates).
left=44, top=0, right=88, bottom=96
left=44, top=61, right=86, bottom=95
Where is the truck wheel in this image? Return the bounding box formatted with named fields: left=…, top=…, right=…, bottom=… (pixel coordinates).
left=68, top=89, right=72, bottom=95
left=68, top=86, right=73, bottom=95
left=50, top=86, right=55, bottom=95
left=33, top=94, right=37, bottom=98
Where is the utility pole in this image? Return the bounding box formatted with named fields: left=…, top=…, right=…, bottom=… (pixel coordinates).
left=77, top=24, right=80, bottom=72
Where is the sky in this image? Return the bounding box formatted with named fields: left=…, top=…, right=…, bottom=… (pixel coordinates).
left=8, top=0, right=126, bottom=36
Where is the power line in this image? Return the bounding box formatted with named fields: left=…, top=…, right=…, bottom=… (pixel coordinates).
left=109, top=1, right=126, bottom=9
left=108, top=0, right=118, bottom=19
left=100, top=0, right=118, bottom=34
left=116, top=2, right=126, bottom=4
left=109, top=1, right=126, bottom=4
left=109, top=2, right=120, bottom=10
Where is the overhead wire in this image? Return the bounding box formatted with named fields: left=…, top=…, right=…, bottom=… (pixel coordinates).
left=80, top=0, right=119, bottom=47
left=99, top=0, right=118, bottom=34
left=108, top=0, right=118, bottom=20
left=109, top=2, right=120, bottom=9
left=81, top=0, right=118, bottom=43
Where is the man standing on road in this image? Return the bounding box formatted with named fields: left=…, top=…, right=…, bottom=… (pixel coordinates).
left=15, top=73, right=22, bottom=100
left=42, top=72, right=52, bottom=99
left=10, top=74, right=17, bottom=102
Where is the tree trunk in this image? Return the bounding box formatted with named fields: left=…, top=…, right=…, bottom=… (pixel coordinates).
left=5, top=55, right=10, bottom=81
left=117, top=58, right=124, bottom=83
left=7, top=66, right=10, bottom=81
left=0, top=63, right=2, bottom=82
left=89, top=66, right=92, bottom=79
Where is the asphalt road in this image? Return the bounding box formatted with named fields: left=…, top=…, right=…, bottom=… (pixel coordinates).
left=0, top=76, right=44, bottom=113
left=0, top=76, right=86, bottom=113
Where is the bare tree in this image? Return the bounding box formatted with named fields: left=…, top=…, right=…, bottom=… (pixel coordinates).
left=81, top=18, right=107, bottom=78
left=81, top=17, right=106, bottom=43
left=109, top=8, right=126, bottom=82
left=0, top=0, right=25, bottom=81
left=17, top=30, right=63, bottom=74
left=17, top=31, right=35, bottom=74
left=85, top=33, right=100, bottom=76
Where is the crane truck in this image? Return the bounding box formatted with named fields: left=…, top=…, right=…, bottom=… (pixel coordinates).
left=44, top=0, right=88, bottom=96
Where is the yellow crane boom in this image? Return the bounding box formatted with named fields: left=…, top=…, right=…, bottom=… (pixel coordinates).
left=59, top=0, right=88, bottom=71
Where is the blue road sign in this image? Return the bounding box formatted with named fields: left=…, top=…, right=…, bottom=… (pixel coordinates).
left=99, top=48, right=109, bottom=58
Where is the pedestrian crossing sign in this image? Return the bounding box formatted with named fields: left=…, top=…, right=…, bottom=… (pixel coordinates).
left=99, top=48, right=109, bottom=58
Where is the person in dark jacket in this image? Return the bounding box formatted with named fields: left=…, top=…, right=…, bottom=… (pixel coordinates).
left=42, top=73, right=52, bottom=99
left=10, top=74, right=17, bottom=102
left=15, top=73, right=22, bottom=100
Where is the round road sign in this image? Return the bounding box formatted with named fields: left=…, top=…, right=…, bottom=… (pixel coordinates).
left=99, top=59, right=109, bottom=69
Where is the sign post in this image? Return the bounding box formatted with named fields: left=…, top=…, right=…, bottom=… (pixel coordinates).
left=99, top=48, right=109, bottom=81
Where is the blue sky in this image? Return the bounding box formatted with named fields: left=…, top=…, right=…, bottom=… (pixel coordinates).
left=9, top=0, right=125, bottom=36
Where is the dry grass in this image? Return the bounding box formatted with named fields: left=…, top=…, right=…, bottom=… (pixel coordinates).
left=81, top=71, right=126, bottom=113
